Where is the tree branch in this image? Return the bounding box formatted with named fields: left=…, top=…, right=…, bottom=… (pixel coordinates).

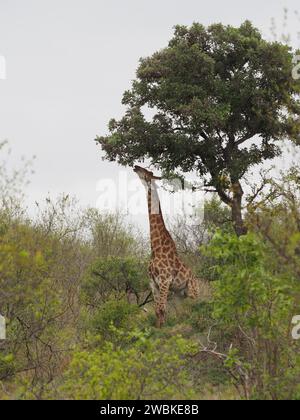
left=216, top=187, right=233, bottom=206
left=235, top=132, right=255, bottom=147
left=138, top=292, right=153, bottom=308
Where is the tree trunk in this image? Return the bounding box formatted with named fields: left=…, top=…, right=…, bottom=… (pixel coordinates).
left=231, top=182, right=248, bottom=237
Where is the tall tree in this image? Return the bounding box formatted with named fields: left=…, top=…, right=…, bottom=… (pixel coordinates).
left=96, top=21, right=300, bottom=236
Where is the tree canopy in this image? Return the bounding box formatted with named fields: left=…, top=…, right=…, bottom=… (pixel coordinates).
left=96, top=21, right=300, bottom=235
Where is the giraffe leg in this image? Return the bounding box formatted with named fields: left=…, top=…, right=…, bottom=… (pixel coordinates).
left=150, top=280, right=163, bottom=328
left=155, top=278, right=171, bottom=328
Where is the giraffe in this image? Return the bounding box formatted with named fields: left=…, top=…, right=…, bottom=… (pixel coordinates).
left=134, top=165, right=201, bottom=328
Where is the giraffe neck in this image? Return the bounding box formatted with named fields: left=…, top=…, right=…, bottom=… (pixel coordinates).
left=147, top=182, right=177, bottom=256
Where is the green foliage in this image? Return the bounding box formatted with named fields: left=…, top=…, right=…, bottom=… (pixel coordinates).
left=0, top=354, right=15, bottom=381
left=0, top=218, right=75, bottom=388
left=98, top=22, right=300, bottom=170
left=97, top=21, right=300, bottom=235
left=203, top=231, right=300, bottom=399
left=203, top=197, right=233, bottom=234
left=89, top=300, right=140, bottom=339
left=189, top=301, right=214, bottom=333
left=247, top=166, right=300, bottom=280
left=60, top=329, right=196, bottom=400
left=0, top=194, right=87, bottom=393
left=272, top=354, right=300, bottom=400
left=207, top=232, right=293, bottom=324
left=85, top=210, right=147, bottom=259
left=170, top=197, right=233, bottom=281
left=2, top=144, right=300, bottom=400
left=82, top=256, right=149, bottom=306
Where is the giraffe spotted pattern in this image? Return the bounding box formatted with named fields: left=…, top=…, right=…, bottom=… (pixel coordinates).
left=134, top=165, right=201, bottom=328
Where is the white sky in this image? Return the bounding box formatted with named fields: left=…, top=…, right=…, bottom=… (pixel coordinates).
left=0, top=0, right=299, bottom=229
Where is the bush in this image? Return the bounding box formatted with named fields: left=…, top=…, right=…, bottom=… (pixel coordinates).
left=89, top=300, right=140, bottom=339
left=0, top=354, right=15, bottom=381
left=82, top=256, right=149, bottom=307
left=60, top=329, right=196, bottom=400
left=203, top=231, right=300, bottom=399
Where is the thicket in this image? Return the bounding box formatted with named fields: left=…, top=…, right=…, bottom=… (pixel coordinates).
left=1, top=142, right=300, bottom=400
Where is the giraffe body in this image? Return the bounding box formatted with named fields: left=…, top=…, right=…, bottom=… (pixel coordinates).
left=134, top=166, right=200, bottom=328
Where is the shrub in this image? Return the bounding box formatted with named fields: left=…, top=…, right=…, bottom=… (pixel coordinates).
left=60, top=329, right=196, bottom=400
left=203, top=232, right=300, bottom=400
left=89, top=300, right=140, bottom=339
left=82, top=256, right=149, bottom=307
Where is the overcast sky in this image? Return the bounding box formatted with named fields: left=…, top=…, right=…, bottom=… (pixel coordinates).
left=0, top=0, right=299, bottom=228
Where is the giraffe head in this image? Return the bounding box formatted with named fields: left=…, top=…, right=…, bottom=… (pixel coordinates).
left=134, top=166, right=161, bottom=187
